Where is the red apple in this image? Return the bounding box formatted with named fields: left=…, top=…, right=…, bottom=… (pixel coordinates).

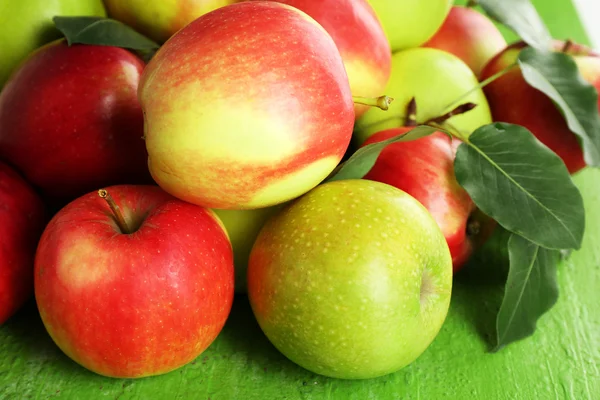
left=259, top=0, right=391, bottom=118
left=34, top=185, right=234, bottom=378
left=0, top=162, right=46, bottom=325
left=362, top=128, right=493, bottom=272
left=0, top=40, right=151, bottom=206
left=139, top=2, right=355, bottom=210
left=423, top=6, right=506, bottom=78
left=480, top=41, right=600, bottom=174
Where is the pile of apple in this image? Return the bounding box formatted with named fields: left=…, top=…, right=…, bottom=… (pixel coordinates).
left=1, top=0, right=597, bottom=381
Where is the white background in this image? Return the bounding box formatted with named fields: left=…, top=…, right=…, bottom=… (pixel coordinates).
left=573, top=0, right=600, bottom=49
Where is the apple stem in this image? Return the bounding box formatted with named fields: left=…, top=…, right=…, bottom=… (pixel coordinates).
left=352, top=95, right=394, bottom=111
left=425, top=103, right=477, bottom=125
left=466, top=0, right=478, bottom=7
left=98, top=189, right=132, bottom=234
left=404, top=97, right=418, bottom=127
left=562, top=39, right=574, bottom=53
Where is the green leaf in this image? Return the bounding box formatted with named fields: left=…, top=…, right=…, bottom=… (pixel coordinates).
left=326, top=126, right=436, bottom=182
left=494, top=234, right=560, bottom=351
left=454, top=123, right=585, bottom=250
left=518, top=47, right=600, bottom=168
left=53, top=16, right=159, bottom=51
left=478, top=0, right=551, bottom=50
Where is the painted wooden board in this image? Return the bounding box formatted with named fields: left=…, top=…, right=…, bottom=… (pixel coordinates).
left=1, top=0, right=599, bottom=399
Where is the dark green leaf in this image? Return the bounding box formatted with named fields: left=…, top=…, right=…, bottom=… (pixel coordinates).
left=53, top=16, right=159, bottom=51
left=455, top=123, right=585, bottom=250
left=326, top=126, right=436, bottom=182
left=478, top=0, right=551, bottom=50
left=518, top=47, right=600, bottom=167
left=494, top=234, right=560, bottom=351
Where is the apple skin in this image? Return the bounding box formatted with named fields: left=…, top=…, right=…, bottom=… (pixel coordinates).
left=213, top=205, right=283, bottom=293
left=140, top=2, right=354, bottom=210
left=354, top=48, right=493, bottom=146
left=34, top=185, right=235, bottom=378
left=248, top=179, right=453, bottom=379
left=423, top=6, right=507, bottom=78
left=0, top=162, right=46, bottom=325
left=366, top=0, right=452, bottom=52
left=0, top=41, right=151, bottom=206
left=0, top=0, right=106, bottom=89
left=102, top=0, right=238, bottom=44
left=259, top=0, right=391, bottom=118
left=480, top=41, right=600, bottom=174
left=362, top=128, right=491, bottom=272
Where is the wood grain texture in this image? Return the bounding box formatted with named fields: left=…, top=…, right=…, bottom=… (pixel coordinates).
left=1, top=0, right=599, bottom=398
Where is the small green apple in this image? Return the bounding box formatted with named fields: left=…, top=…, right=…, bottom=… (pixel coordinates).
left=0, top=0, right=106, bottom=88
left=102, top=0, right=238, bottom=44
left=248, top=179, right=453, bottom=379
left=367, top=0, right=452, bottom=52
left=354, top=47, right=492, bottom=146
left=213, top=205, right=282, bottom=293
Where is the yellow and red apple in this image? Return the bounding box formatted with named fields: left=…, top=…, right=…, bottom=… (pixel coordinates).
left=140, top=2, right=355, bottom=210
left=261, top=0, right=391, bottom=118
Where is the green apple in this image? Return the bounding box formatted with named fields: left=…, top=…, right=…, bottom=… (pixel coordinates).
left=247, top=179, right=453, bottom=379
left=367, top=0, right=452, bottom=52
left=354, top=47, right=492, bottom=146
left=213, top=205, right=282, bottom=293
left=0, top=0, right=106, bottom=89
left=102, top=0, right=238, bottom=44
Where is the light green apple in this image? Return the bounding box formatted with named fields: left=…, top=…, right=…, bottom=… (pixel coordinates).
left=213, top=205, right=283, bottom=293
left=0, top=0, right=106, bottom=89
left=367, top=0, right=452, bottom=52
left=354, top=47, right=493, bottom=146
left=247, top=179, right=453, bottom=379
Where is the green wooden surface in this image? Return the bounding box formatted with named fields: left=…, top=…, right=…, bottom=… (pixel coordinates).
left=1, top=1, right=599, bottom=399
